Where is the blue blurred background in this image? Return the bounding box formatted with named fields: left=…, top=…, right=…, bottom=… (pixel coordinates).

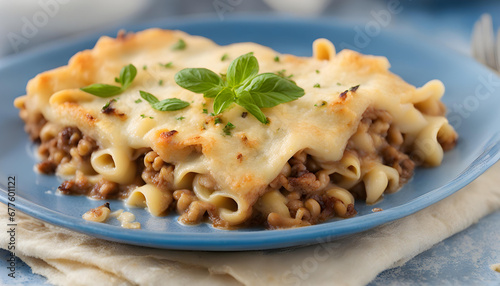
left=0, top=0, right=499, bottom=57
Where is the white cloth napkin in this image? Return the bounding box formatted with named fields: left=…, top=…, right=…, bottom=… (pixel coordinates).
left=2, top=162, right=500, bottom=286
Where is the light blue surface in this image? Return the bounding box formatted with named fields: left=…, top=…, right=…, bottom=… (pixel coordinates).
left=0, top=252, right=47, bottom=286
left=1, top=212, right=498, bottom=285
left=0, top=17, right=500, bottom=252
left=371, top=211, right=500, bottom=285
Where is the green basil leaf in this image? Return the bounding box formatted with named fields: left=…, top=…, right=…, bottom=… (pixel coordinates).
left=119, top=64, right=137, bottom=90
left=175, top=68, right=224, bottom=95
left=139, top=90, right=159, bottom=104
left=174, top=53, right=305, bottom=125
left=244, top=73, right=304, bottom=108
left=80, top=84, right=123, bottom=98
left=171, top=39, right=186, bottom=51
left=236, top=90, right=268, bottom=123
left=203, top=86, right=224, bottom=98
left=152, top=98, right=190, bottom=111
left=213, top=88, right=235, bottom=115
left=226, top=52, right=259, bottom=87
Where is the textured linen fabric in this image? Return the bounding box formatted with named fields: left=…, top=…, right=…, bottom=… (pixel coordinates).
left=1, top=162, right=499, bottom=286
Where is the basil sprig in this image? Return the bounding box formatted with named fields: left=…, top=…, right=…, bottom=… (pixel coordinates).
left=139, top=91, right=190, bottom=111
left=174, top=53, right=305, bottom=123
left=81, top=64, right=137, bottom=97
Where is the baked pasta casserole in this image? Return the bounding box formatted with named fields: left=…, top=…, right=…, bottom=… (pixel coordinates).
left=14, top=29, right=457, bottom=229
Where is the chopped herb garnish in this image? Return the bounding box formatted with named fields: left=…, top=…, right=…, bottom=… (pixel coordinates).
left=158, top=79, right=164, bottom=86
left=339, top=85, right=360, bottom=99
left=81, top=64, right=137, bottom=97
left=143, top=65, right=148, bottom=70
left=336, top=82, right=342, bottom=86
left=316, top=70, right=320, bottom=74
left=171, top=39, right=186, bottom=51
left=159, top=62, right=173, bottom=68
left=275, top=69, right=294, bottom=81
left=176, top=116, right=185, bottom=121
left=134, top=99, right=142, bottom=103
left=102, top=99, right=116, bottom=111
left=274, top=56, right=280, bottom=62
left=313, top=83, right=321, bottom=88
left=202, top=108, right=208, bottom=114
left=314, top=100, right=327, bottom=107
left=139, top=90, right=190, bottom=111
left=276, top=69, right=286, bottom=77
left=140, top=114, right=154, bottom=119
left=349, top=84, right=360, bottom=92
left=214, top=117, right=222, bottom=125
left=221, top=53, right=229, bottom=61
left=175, top=53, right=304, bottom=124
left=223, top=122, right=235, bottom=135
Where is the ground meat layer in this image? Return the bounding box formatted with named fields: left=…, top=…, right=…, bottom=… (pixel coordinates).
left=23, top=106, right=451, bottom=228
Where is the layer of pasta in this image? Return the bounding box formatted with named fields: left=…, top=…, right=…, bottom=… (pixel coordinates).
left=14, top=29, right=457, bottom=229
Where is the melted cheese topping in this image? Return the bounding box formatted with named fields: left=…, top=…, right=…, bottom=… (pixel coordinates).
left=17, top=29, right=447, bottom=224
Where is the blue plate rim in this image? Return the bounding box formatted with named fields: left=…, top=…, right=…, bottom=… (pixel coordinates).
left=1, top=15, right=499, bottom=251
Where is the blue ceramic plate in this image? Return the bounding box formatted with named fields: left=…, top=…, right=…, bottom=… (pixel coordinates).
left=1, top=17, right=499, bottom=251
